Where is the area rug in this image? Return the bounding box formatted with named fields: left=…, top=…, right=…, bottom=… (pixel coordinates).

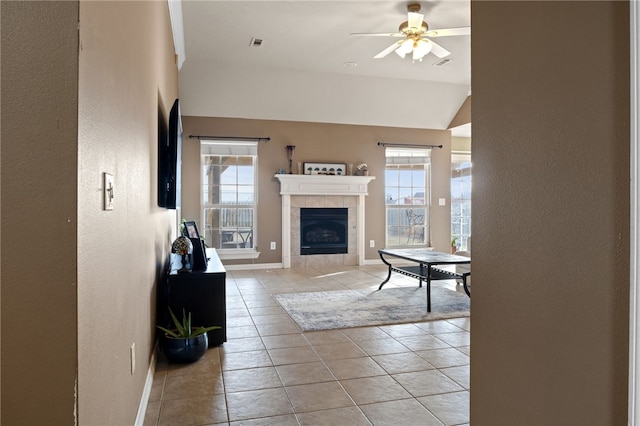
left=274, top=285, right=470, bottom=331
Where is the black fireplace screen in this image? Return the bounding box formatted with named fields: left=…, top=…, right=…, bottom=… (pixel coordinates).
left=300, top=208, right=348, bottom=255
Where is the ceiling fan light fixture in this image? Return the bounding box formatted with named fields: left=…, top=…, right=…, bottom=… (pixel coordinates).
left=399, top=38, right=414, bottom=53
left=407, top=12, right=424, bottom=31
left=394, top=38, right=413, bottom=58
left=353, top=1, right=469, bottom=62
left=399, top=20, right=428, bottom=34
left=395, top=48, right=407, bottom=59
left=413, top=39, right=432, bottom=60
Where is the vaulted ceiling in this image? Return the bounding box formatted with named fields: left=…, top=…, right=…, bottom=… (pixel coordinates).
left=175, top=1, right=471, bottom=136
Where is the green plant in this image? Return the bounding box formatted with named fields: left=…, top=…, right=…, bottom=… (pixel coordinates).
left=157, top=308, right=220, bottom=339
left=451, top=236, right=457, bottom=246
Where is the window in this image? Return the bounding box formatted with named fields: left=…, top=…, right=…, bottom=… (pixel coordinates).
left=451, top=153, right=471, bottom=251
left=201, top=141, right=259, bottom=259
left=384, top=147, right=431, bottom=247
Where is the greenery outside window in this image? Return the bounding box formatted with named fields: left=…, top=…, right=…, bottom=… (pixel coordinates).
left=201, top=141, right=259, bottom=259
left=384, top=147, right=432, bottom=247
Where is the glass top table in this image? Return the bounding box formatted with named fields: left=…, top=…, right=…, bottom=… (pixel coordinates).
left=378, top=248, right=471, bottom=312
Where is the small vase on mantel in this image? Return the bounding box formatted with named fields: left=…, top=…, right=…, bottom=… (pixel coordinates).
left=286, top=145, right=296, bottom=174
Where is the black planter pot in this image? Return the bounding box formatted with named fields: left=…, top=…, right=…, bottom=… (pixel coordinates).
left=161, top=333, right=208, bottom=363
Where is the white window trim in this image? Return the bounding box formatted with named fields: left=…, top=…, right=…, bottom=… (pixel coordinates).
left=200, top=140, right=259, bottom=260
left=216, top=249, right=260, bottom=260
left=384, top=147, right=432, bottom=248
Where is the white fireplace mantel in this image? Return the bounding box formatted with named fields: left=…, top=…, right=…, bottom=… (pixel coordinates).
left=275, top=174, right=375, bottom=268
left=276, top=174, right=375, bottom=196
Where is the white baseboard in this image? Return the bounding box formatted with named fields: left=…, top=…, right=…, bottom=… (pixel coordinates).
left=224, top=262, right=283, bottom=271
left=224, top=260, right=384, bottom=270
left=134, top=350, right=156, bottom=426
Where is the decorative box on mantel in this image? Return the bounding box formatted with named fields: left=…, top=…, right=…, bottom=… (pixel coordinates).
left=275, top=174, right=375, bottom=268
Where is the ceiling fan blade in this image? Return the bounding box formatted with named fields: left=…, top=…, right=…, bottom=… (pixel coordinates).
left=407, top=11, right=424, bottom=30
left=424, top=27, right=471, bottom=38
left=350, top=32, right=404, bottom=37
left=374, top=41, right=403, bottom=59
left=425, top=39, right=451, bottom=58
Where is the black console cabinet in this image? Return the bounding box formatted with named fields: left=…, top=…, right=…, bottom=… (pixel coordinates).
left=165, top=248, right=226, bottom=347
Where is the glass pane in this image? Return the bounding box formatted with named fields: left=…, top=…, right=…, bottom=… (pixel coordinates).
left=410, top=189, right=426, bottom=205
left=451, top=155, right=472, bottom=251
left=203, top=184, right=220, bottom=204
left=237, top=164, right=254, bottom=185
left=219, top=208, right=230, bottom=227
left=386, top=225, right=402, bottom=246
left=385, top=168, right=399, bottom=185
left=220, top=229, right=239, bottom=249
left=220, top=165, right=237, bottom=185
left=205, top=155, right=220, bottom=165
left=411, top=169, right=425, bottom=184
left=385, top=187, right=400, bottom=205
left=398, top=188, right=414, bottom=205
left=237, top=186, right=254, bottom=204
left=203, top=208, right=220, bottom=248
left=220, top=185, right=237, bottom=204
left=237, top=208, right=253, bottom=227
left=387, top=208, right=400, bottom=226
left=203, top=165, right=221, bottom=187
left=398, top=169, right=412, bottom=187
left=236, top=156, right=252, bottom=165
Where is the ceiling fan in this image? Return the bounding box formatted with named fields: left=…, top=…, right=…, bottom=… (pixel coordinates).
left=351, top=3, right=470, bottom=62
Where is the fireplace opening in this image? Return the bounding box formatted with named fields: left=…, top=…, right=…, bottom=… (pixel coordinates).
left=300, top=208, right=348, bottom=255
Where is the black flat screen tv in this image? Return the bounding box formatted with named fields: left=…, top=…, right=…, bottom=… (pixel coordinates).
left=158, top=99, right=182, bottom=209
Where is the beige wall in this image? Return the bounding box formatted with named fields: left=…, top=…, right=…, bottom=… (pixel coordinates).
left=471, top=1, right=629, bottom=424
left=77, top=1, right=178, bottom=424
left=180, top=116, right=454, bottom=264
left=1, top=2, right=80, bottom=424
left=452, top=137, right=471, bottom=153
left=1, top=1, right=178, bottom=424
left=448, top=95, right=471, bottom=129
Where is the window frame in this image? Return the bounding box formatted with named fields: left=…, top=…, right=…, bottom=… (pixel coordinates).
left=384, top=147, right=432, bottom=248
left=200, top=140, right=260, bottom=260
left=451, top=152, right=472, bottom=252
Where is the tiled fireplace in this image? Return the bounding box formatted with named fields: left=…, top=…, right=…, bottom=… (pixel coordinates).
left=275, top=174, right=375, bottom=268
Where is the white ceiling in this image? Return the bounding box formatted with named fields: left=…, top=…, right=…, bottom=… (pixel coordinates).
left=177, top=0, right=471, bottom=136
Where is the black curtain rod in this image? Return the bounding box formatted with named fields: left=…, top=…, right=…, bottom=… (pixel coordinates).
left=189, top=135, right=271, bottom=142
left=377, top=142, right=443, bottom=149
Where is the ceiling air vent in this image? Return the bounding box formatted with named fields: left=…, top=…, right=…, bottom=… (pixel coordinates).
left=433, top=58, right=452, bottom=67
left=250, top=37, right=264, bottom=47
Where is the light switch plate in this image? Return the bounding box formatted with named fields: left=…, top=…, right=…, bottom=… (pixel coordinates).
left=130, top=343, right=135, bottom=375
left=438, top=198, right=446, bottom=206
left=103, top=173, right=114, bottom=210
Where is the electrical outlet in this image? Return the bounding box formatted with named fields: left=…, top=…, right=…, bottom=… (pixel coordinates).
left=270, top=242, right=276, bottom=250
left=130, top=343, right=135, bottom=375
left=369, top=240, right=375, bottom=248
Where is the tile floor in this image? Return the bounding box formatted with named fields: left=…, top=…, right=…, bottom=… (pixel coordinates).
left=144, top=264, right=470, bottom=426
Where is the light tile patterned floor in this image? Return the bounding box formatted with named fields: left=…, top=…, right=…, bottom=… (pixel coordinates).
left=144, top=264, right=470, bottom=426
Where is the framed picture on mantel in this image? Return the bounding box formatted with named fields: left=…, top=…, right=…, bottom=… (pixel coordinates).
left=304, top=162, right=346, bottom=176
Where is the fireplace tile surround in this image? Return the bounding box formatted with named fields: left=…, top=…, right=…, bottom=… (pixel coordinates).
left=275, top=175, right=375, bottom=268
left=290, top=196, right=357, bottom=268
